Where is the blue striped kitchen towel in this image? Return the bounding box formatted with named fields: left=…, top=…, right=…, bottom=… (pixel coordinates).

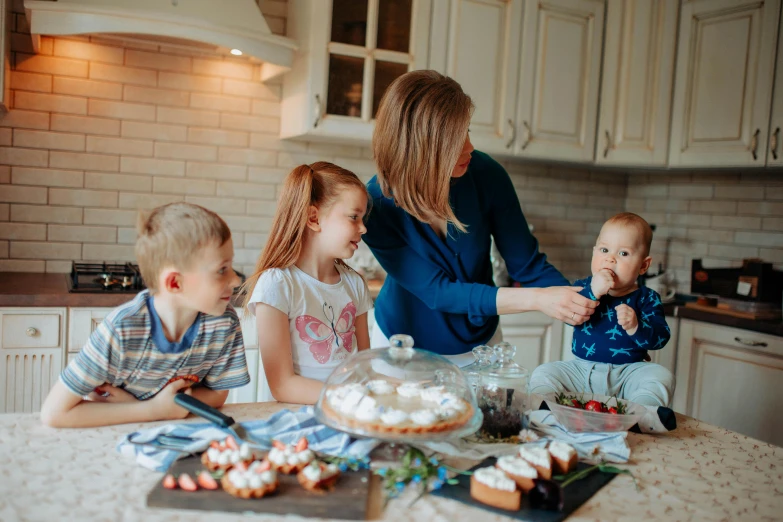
left=117, top=406, right=379, bottom=472
left=421, top=409, right=630, bottom=463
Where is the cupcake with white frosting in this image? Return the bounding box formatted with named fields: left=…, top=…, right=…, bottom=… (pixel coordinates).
left=221, top=459, right=278, bottom=499
left=200, top=435, right=256, bottom=472
left=268, top=438, right=315, bottom=474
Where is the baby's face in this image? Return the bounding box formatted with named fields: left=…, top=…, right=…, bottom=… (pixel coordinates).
left=590, top=223, right=651, bottom=292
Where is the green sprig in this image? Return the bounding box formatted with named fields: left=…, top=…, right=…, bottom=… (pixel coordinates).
left=554, top=462, right=639, bottom=491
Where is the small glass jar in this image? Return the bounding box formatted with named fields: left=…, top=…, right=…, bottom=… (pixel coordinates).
left=476, top=342, right=530, bottom=439
left=461, top=345, right=493, bottom=392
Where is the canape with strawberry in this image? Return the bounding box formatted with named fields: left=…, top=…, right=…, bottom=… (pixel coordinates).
left=268, top=437, right=315, bottom=474
left=221, top=460, right=279, bottom=499
left=200, top=434, right=256, bottom=472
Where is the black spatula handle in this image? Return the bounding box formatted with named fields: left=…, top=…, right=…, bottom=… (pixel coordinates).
left=174, top=393, right=235, bottom=428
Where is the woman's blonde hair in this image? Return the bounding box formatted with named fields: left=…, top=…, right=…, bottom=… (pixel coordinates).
left=135, top=202, right=232, bottom=292
left=239, top=162, right=368, bottom=310
left=372, top=69, right=474, bottom=232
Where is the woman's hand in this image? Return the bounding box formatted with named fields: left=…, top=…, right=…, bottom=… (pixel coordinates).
left=535, top=286, right=598, bottom=325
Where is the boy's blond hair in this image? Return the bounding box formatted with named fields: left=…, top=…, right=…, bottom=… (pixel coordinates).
left=135, top=202, right=232, bottom=291
left=604, top=212, right=653, bottom=256
left=372, top=70, right=474, bottom=232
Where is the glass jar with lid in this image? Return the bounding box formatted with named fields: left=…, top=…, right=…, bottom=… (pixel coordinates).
left=475, top=342, right=530, bottom=439
left=460, top=344, right=494, bottom=392
left=314, top=334, right=483, bottom=441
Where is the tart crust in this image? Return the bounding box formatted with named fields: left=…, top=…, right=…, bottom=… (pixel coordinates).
left=297, top=464, right=341, bottom=492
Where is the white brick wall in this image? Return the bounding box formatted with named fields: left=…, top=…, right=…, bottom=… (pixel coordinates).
left=1, top=0, right=781, bottom=288
left=626, top=173, right=783, bottom=293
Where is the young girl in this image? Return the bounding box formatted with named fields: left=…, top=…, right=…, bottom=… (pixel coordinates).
left=240, top=162, right=372, bottom=404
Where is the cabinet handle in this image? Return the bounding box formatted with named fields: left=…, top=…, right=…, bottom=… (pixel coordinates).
left=734, top=336, right=768, bottom=348
left=521, top=121, right=532, bottom=150
left=771, top=127, right=780, bottom=160
left=603, top=129, right=612, bottom=158
left=505, top=119, right=516, bottom=149
left=751, top=128, right=760, bottom=160
left=26, top=327, right=38, bottom=337
left=313, top=94, right=322, bottom=128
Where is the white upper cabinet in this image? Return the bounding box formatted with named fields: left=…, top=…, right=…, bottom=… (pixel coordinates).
left=595, top=0, right=678, bottom=166
left=767, top=5, right=783, bottom=166
left=669, top=0, right=781, bottom=167
left=430, top=0, right=524, bottom=155
left=281, top=0, right=431, bottom=144
left=512, top=0, right=606, bottom=162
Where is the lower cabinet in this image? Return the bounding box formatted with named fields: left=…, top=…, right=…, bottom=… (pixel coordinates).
left=500, top=312, right=564, bottom=372
left=0, top=307, right=66, bottom=413
left=674, top=319, right=783, bottom=447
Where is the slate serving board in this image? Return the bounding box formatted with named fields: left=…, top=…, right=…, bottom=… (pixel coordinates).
left=147, top=455, right=372, bottom=520
left=432, top=458, right=617, bottom=522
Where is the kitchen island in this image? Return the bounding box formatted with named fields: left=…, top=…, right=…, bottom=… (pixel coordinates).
left=0, top=401, right=780, bottom=521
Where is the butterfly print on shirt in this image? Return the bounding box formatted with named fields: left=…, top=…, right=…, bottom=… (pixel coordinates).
left=295, top=301, right=357, bottom=364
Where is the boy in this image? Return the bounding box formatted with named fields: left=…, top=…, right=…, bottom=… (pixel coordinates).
left=530, top=212, right=675, bottom=409
left=41, top=203, right=250, bottom=427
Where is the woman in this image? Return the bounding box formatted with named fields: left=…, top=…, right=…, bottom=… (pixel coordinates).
left=364, top=70, right=597, bottom=365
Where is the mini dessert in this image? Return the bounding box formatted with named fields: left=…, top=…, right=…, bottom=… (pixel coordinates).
left=548, top=441, right=578, bottom=475
left=495, top=455, right=538, bottom=492
left=201, top=435, right=255, bottom=472
left=221, top=460, right=279, bottom=499
left=517, top=445, right=553, bottom=480
left=470, top=466, right=521, bottom=511
left=268, top=438, right=315, bottom=474
left=297, top=460, right=341, bottom=492
left=321, top=380, right=474, bottom=436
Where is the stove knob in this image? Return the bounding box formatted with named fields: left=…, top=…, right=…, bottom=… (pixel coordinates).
left=26, top=327, right=38, bottom=337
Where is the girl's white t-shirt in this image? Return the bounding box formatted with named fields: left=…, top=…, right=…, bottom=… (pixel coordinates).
left=247, top=264, right=373, bottom=381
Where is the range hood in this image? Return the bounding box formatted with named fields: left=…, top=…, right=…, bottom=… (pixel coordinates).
left=24, top=0, right=297, bottom=81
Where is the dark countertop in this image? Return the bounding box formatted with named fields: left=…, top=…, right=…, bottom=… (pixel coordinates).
left=0, top=273, right=386, bottom=308
left=0, top=273, right=780, bottom=336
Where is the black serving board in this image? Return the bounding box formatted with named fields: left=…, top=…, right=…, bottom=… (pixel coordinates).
left=432, top=458, right=617, bottom=521
left=147, top=455, right=371, bottom=520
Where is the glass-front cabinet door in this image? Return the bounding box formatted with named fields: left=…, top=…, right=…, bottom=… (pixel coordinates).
left=282, top=0, right=431, bottom=143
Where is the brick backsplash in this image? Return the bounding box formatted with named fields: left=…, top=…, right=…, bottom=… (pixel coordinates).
left=1, top=0, right=782, bottom=292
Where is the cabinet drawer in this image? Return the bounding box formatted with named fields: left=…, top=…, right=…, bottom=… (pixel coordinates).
left=2, top=313, right=62, bottom=349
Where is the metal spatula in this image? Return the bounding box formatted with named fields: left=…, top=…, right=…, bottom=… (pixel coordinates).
left=173, top=394, right=270, bottom=449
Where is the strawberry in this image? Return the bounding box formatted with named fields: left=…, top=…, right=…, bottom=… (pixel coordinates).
left=224, top=435, right=239, bottom=451
left=255, top=460, right=272, bottom=473
left=272, top=439, right=287, bottom=451
left=178, top=473, right=198, bottom=491
left=233, top=461, right=248, bottom=472
left=197, top=471, right=218, bottom=490
left=571, top=399, right=583, bottom=409
left=607, top=407, right=618, bottom=414
left=162, top=474, right=177, bottom=489
left=584, top=400, right=603, bottom=412
left=295, top=437, right=309, bottom=452
left=209, top=441, right=220, bottom=449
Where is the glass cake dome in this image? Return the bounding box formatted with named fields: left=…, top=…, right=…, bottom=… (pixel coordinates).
left=314, top=334, right=483, bottom=441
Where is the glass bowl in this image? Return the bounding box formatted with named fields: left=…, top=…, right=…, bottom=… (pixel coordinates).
left=314, top=334, right=483, bottom=442
left=543, top=393, right=644, bottom=433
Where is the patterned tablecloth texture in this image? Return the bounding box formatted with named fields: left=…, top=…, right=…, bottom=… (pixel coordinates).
left=0, top=402, right=780, bottom=521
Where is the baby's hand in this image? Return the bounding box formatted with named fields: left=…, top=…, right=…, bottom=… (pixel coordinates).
left=590, top=269, right=615, bottom=298
left=151, top=379, right=193, bottom=420
left=615, top=304, right=639, bottom=336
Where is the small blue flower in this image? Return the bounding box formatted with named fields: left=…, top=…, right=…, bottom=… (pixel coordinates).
left=348, top=458, right=357, bottom=466
left=431, top=479, right=444, bottom=490
left=412, top=474, right=421, bottom=483
left=395, top=482, right=405, bottom=492
left=377, top=468, right=388, bottom=477
left=338, top=463, right=348, bottom=472
left=429, top=457, right=439, bottom=466
left=413, top=458, right=421, bottom=467
left=437, top=467, right=447, bottom=480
